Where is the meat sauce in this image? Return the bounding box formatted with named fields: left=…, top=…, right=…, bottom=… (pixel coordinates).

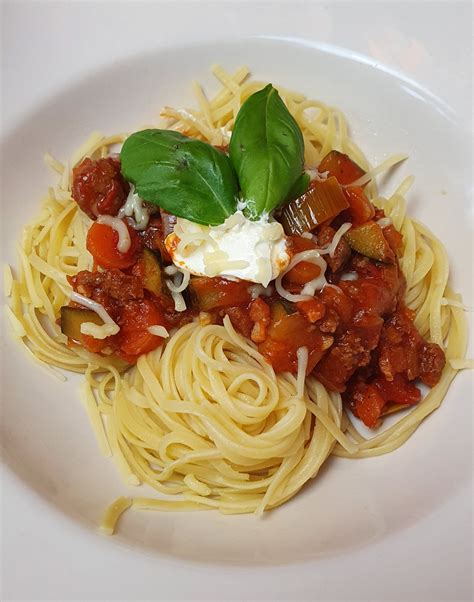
left=66, top=154, right=446, bottom=428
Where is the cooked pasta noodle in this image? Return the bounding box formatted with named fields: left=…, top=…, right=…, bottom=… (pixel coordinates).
left=4, top=66, right=469, bottom=535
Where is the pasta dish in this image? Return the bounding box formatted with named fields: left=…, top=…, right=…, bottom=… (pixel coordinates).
left=4, top=66, right=470, bottom=535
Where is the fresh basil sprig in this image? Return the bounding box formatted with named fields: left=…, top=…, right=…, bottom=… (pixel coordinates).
left=229, top=84, right=305, bottom=219
left=120, top=129, right=238, bottom=226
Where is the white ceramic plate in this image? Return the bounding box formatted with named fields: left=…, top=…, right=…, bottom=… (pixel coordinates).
left=1, top=2, right=472, bottom=600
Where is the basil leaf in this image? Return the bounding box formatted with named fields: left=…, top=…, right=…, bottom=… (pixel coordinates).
left=120, top=129, right=238, bottom=226
left=229, top=84, right=305, bottom=219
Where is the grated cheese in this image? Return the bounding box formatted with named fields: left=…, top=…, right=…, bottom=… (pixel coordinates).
left=166, top=267, right=191, bottom=294
left=70, top=292, right=116, bottom=324
left=118, top=187, right=150, bottom=231
left=349, top=154, right=408, bottom=187
left=80, top=322, right=120, bottom=339
left=147, top=325, right=170, bottom=338
left=275, top=250, right=327, bottom=302
left=326, top=222, right=351, bottom=258
left=248, top=283, right=274, bottom=299
left=296, top=346, right=308, bottom=399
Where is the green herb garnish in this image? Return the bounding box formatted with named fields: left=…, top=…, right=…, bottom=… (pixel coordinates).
left=229, top=84, right=305, bottom=219
left=120, top=129, right=238, bottom=226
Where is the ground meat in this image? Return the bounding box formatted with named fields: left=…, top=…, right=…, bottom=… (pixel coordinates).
left=377, top=306, right=445, bottom=386
left=69, top=269, right=143, bottom=315
left=315, top=314, right=383, bottom=392
left=419, top=342, right=446, bottom=386
left=72, top=157, right=129, bottom=220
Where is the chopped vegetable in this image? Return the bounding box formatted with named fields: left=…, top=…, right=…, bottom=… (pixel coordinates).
left=132, top=248, right=166, bottom=298
left=284, top=235, right=322, bottom=287
left=259, top=312, right=329, bottom=373
left=86, top=220, right=141, bottom=269
left=345, top=221, right=395, bottom=263
left=351, top=383, right=386, bottom=428
left=269, top=300, right=292, bottom=324
left=318, top=150, right=366, bottom=186
left=343, top=186, right=375, bottom=225
left=280, top=177, right=349, bottom=235
left=188, top=277, right=251, bottom=311
left=60, top=306, right=104, bottom=342
left=118, top=298, right=168, bottom=362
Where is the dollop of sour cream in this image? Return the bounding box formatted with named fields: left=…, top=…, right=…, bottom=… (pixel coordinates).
left=165, top=211, right=290, bottom=287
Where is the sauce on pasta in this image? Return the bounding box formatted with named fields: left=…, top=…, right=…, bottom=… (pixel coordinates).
left=4, top=65, right=469, bottom=534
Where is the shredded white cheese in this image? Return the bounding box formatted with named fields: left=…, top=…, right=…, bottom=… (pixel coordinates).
left=70, top=292, right=117, bottom=324
left=296, top=346, right=308, bottom=399
left=349, top=154, right=408, bottom=187
left=118, top=186, right=150, bottom=231
left=97, top=215, right=131, bottom=253
left=164, top=266, right=190, bottom=312
left=170, top=291, right=187, bottom=312
left=275, top=250, right=327, bottom=302
left=166, top=267, right=191, bottom=294
left=326, top=223, right=351, bottom=258
left=164, top=265, right=178, bottom=276
left=80, top=322, right=120, bottom=339
left=340, top=272, right=358, bottom=281
left=248, top=283, right=274, bottom=300
left=147, top=325, right=170, bottom=338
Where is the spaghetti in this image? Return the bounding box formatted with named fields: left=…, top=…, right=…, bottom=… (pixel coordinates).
left=4, top=65, right=468, bottom=535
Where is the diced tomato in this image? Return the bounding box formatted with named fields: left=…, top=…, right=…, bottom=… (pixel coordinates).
left=189, top=277, right=251, bottom=311
left=86, top=221, right=141, bottom=269
left=285, top=235, right=321, bottom=287
left=351, top=383, right=387, bottom=428
left=296, top=298, right=325, bottom=323
left=80, top=334, right=110, bottom=355
left=373, top=374, right=421, bottom=406
left=287, top=235, right=318, bottom=254
left=117, top=297, right=168, bottom=362
left=340, top=280, right=394, bottom=316
left=259, top=312, right=328, bottom=373
left=343, top=186, right=375, bottom=225
left=318, top=150, right=366, bottom=186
